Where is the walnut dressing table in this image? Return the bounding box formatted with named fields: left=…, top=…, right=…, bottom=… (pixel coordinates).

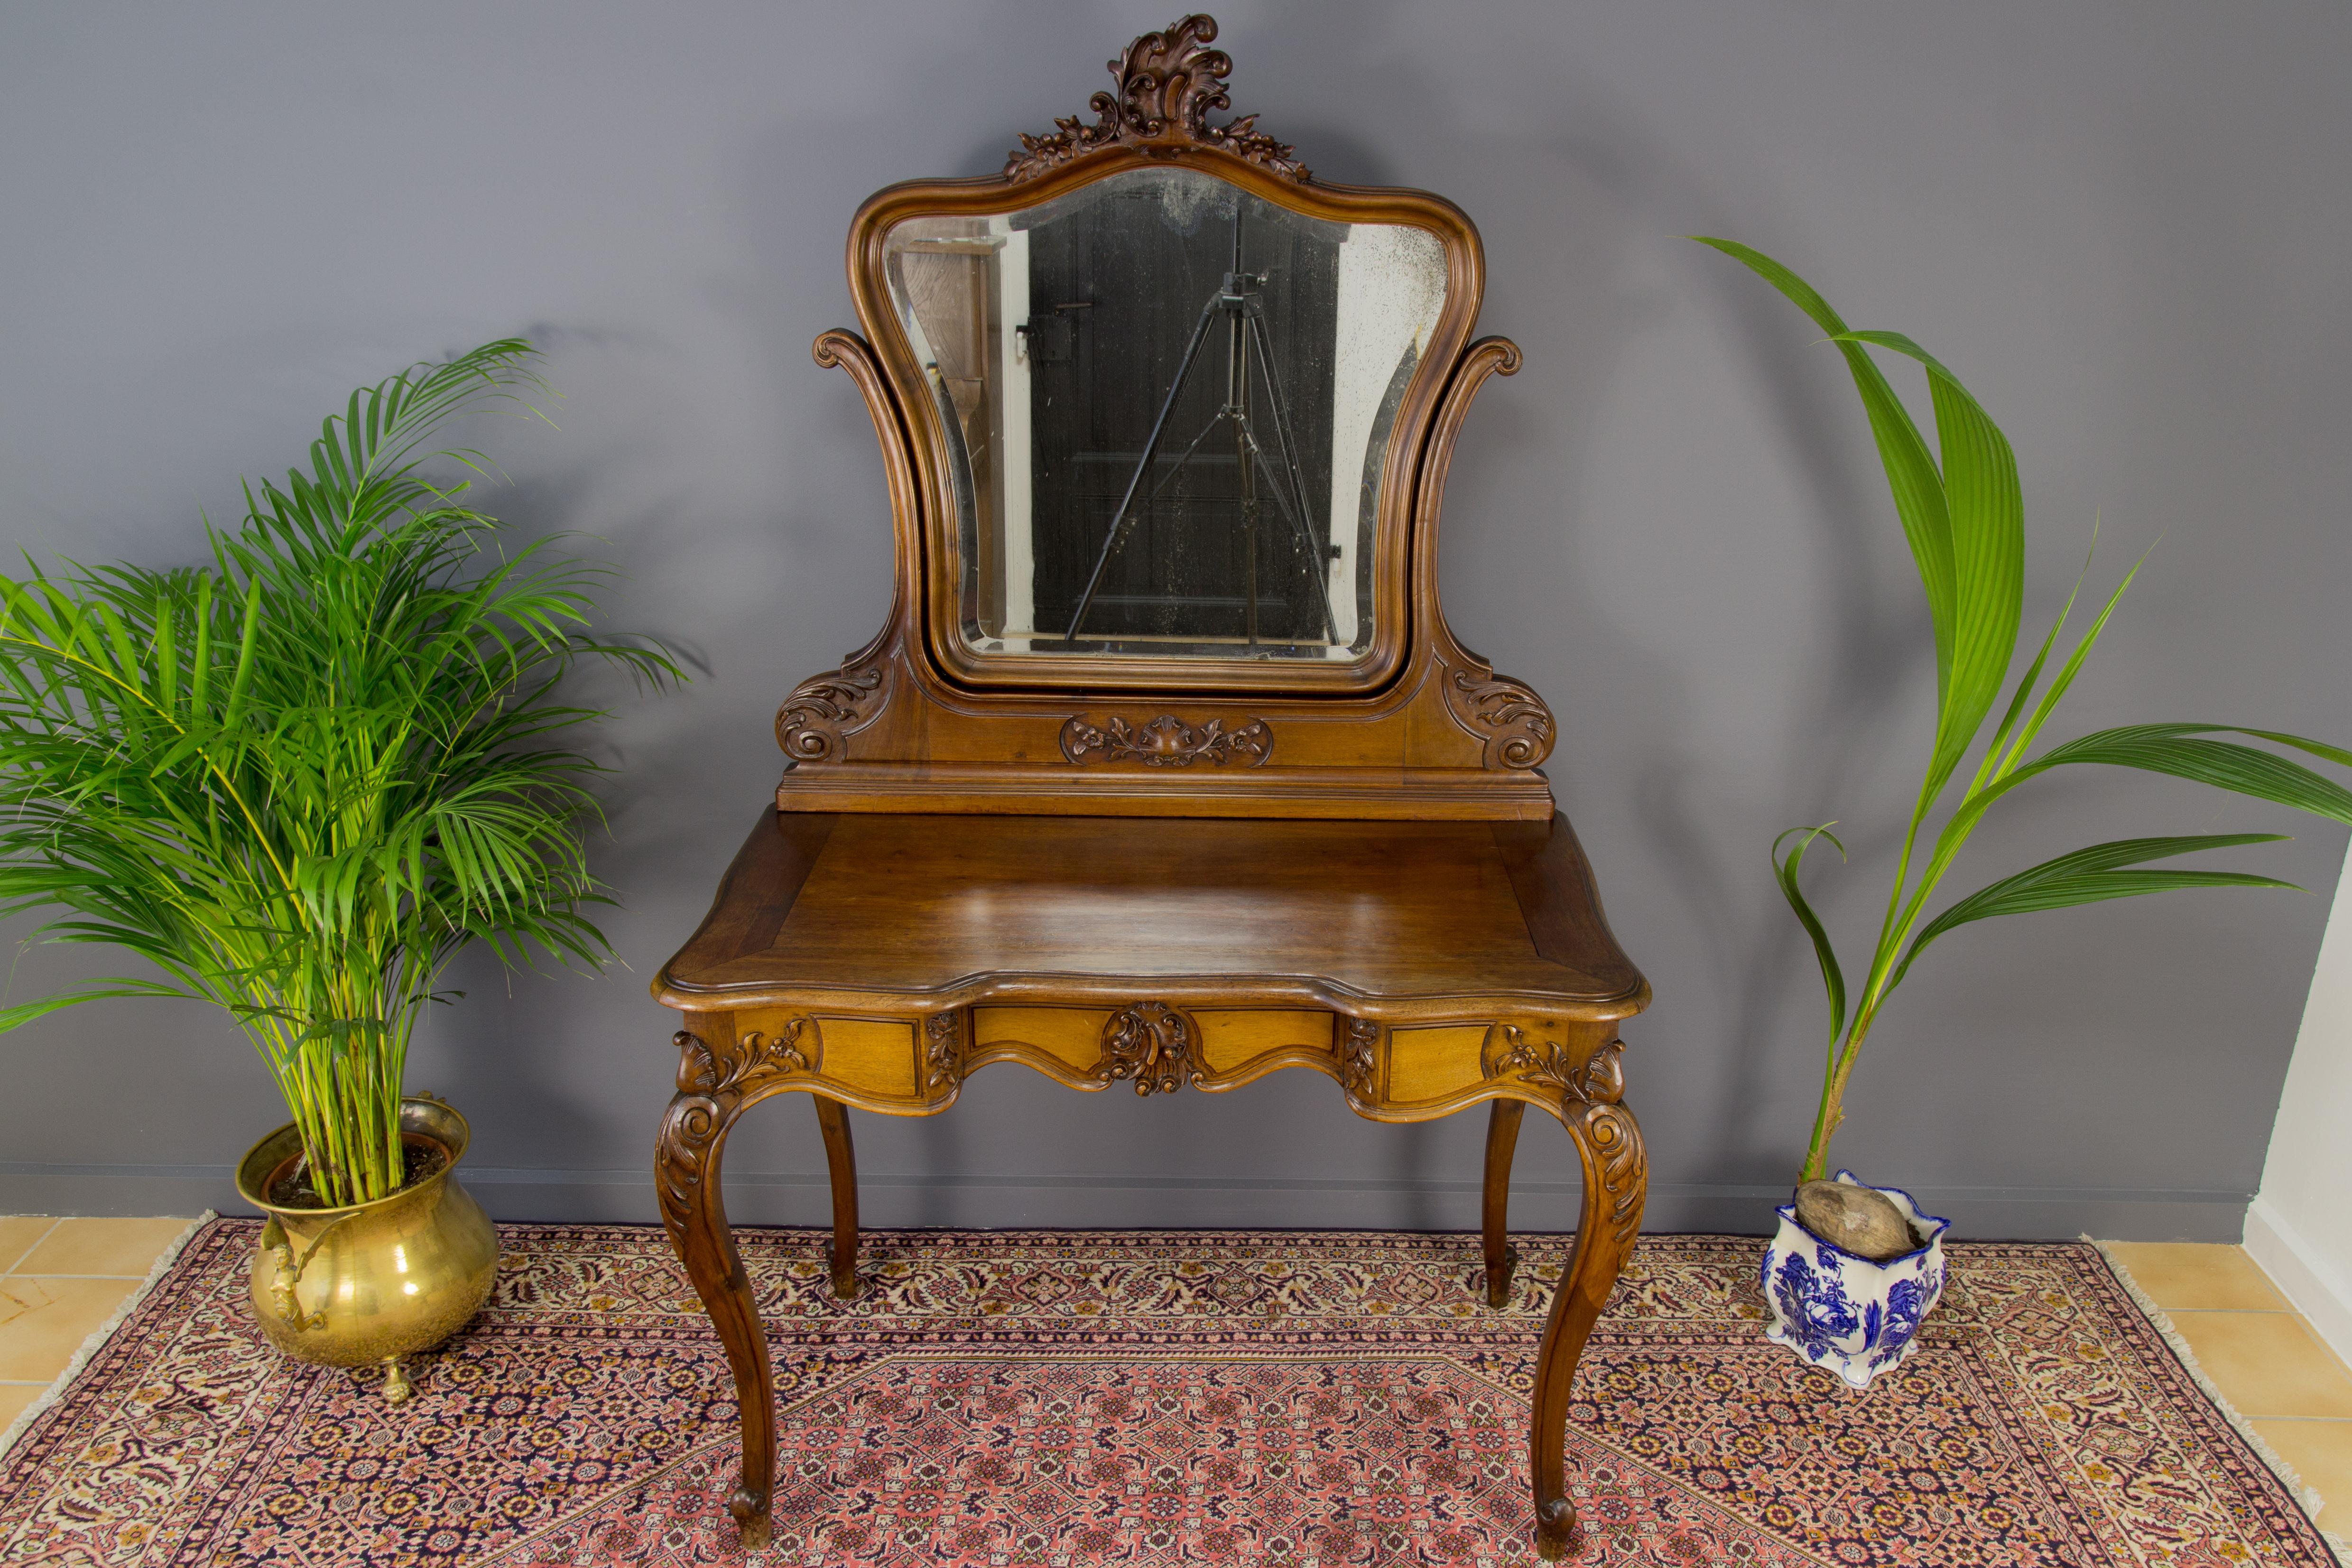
left=652, top=18, right=1650, bottom=1559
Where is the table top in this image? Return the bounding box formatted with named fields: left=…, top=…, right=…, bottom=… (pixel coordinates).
left=657, top=812, right=1646, bottom=1019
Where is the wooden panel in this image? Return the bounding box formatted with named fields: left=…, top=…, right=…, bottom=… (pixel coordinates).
left=732, top=1008, right=815, bottom=1073
left=661, top=812, right=1646, bottom=1017
left=1385, top=1024, right=1491, bottom=1104
left=813, top=1018, right=918, bottom=1096
left=1195, top=1010, right=1332, bottom=1074
left=972, top=1006, right=1108, bottom=1071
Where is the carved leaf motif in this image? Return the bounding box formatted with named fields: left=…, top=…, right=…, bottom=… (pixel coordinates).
left=925, top=1011, right=963, bottom=1093
left=1005, top=15, right=1309, bottom=183
left=1340, top=1016, right=1380, bottom=1097
left=1444, top=667, right=1556, bottom=770
left=1060, top=714, right=1274, bottom=768
left=775, top=664, right=886, bottom=763
left=1095, top=1002, right=1200, bottom=1096
left=680, top=1021, right=815, bottom=1097
left=1481, top=1026, right=1625, bottom=1106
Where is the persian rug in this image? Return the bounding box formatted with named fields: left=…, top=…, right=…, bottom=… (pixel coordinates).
left=0, top=1220, right=2334, bottom=1567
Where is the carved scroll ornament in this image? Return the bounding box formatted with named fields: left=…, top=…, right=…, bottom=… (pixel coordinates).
left=775, top=664, right=887, bottom=764
left=1096, top=1002, right=1201, bottom=1095
left=1060, top=714, right=1274, bottom=768
left=1444, top=666, right=1556, bottom=770
left=658, top=1023, right=815, bottom=1239
left=1006, top=14, right=1308, bottom=183
left=1483, top=1027, right=1643, bottom=1247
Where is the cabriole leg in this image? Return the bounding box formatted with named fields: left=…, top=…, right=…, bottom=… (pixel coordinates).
left=813, top=1095, right=861, bottom=1299
left=1482, top=1098, right=1526, bottom=1307
left=657, top=1033, right=776, bottom=1551
left=1529, top=1095, right=1647, bottom=1560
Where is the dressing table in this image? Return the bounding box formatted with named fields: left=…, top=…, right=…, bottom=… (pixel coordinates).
left=653, top=18, right=1650, bottom=1558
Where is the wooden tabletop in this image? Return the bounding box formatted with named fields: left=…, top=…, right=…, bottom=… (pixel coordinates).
left=658, top=812, right=1647, bottom=1018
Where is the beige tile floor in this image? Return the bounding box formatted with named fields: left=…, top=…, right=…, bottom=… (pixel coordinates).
left=2105, top=1242, right=2352, bottom=1535
left=0, top=1224, right=2343, bottom=1536
left=0, top=1216, right=194, bottom=1430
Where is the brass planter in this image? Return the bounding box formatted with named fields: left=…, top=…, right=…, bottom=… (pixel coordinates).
left=233, top=1095, right=498, bottom=1402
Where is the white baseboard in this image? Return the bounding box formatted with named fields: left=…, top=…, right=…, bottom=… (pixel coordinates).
left=2246, top=1196, right=2352, bottom=1368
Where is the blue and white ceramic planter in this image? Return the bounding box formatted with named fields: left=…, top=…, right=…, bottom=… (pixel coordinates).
left=1760, top=1171, right=1950, bottom=1389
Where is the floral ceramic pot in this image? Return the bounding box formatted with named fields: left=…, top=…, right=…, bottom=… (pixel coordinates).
left=1760, top=1170, right=1950, bottom=1389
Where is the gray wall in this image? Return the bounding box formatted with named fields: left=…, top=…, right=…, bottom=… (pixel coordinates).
left=3, top=2, right=2347, bottom=1242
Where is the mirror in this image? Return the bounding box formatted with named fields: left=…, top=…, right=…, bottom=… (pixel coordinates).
left=884, top=166, right=1448, bottom=663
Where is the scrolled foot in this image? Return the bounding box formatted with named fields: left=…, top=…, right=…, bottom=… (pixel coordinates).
left=1487, top=1243, right=1520, bottom=1308
left=380, top=1356, right=412, bottom=1405
left=731, top=1484, right=772, bottom=1549
left=1534, top=1495, right=1578, bottom=1559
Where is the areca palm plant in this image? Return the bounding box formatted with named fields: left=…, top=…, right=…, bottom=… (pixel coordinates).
left=1696, top=240, right=2352, bottom=1185
left=0, top=340, right=674, bottom=1207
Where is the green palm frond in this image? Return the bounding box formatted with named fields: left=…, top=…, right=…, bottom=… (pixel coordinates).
left=0, top=340, right=679, bottom=1205
left=1697, top=240, right=2350, bottom=1182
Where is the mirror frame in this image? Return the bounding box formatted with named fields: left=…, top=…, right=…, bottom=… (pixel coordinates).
left=778, top=16, right=1556, bottom=820
left=855, top=98, right=1480, bottom=695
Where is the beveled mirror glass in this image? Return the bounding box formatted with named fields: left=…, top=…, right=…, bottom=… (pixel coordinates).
left=884, top=166, right=1448, bottom=664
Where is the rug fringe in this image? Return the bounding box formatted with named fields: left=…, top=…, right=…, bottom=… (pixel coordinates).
left=2092, top=1235, right=2350, bottom=1565
left=0, top=1212, right=215, bottom=1463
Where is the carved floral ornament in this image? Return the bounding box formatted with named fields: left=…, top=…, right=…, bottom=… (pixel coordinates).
left=676, top=1021, right=817, bottom=1099
left=1339, top=1016, right=1380, bottom=1097
left=925, top=1012, right=962, bottom=1093
left=1481, top=1024, right=1625, bottom=1107
left=1006, top=14, right=1308, bottom=184
left=1096, top=1002, right=1201, bottom=1095
left=1060, top=714, right=1274, bottom=768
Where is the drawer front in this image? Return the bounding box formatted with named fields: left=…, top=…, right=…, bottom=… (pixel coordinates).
left=968, top=1004, right=1335, bottom=1088
left=1383, top=1024, right=1493, bottom=1104
left=971, top=1006, right=1108, bottom=1073
left=1194, top=1011, right=1334, bottom=1079
left=726, top=1009, right=921, bottom=1099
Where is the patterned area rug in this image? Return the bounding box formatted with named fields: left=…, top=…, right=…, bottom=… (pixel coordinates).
left=0, top=1221, right=2333, bottom=1566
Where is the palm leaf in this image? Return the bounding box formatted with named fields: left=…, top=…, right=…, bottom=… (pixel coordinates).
left=0, top=338, right=676, bottom=1206
left=1772, top=825, right=1849, bottom=1046
left=1694, top=239, right=1961, bottom=701
left=1889, top=834, right=2296, bottom=991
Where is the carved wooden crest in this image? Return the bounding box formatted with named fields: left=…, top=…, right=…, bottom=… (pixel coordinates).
left=1060, top=714, right=1274, bottom=767
left=1007, top=14, right=1307, bottom=183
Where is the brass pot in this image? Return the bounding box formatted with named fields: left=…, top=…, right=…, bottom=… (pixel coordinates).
left=233, top=1094, right=498, bottom=1402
